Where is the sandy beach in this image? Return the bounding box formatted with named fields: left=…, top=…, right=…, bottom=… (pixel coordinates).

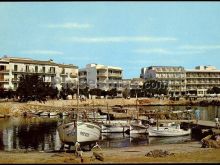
left=0, top=141, right=219, bottom=163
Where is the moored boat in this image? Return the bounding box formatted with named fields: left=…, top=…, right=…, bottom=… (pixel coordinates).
left=148, top=123, right=191, bottom=137
left=57, top=121, right=101, bottom=145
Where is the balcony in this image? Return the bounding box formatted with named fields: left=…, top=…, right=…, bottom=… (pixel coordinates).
left=46, top=71, right=56, bottom=75
left=97, top=79, right=107, bottom=84
left=0, top=79, right=9, bottom=82
left=12, top=69, right=25, bottom=73
left=97, top=72, right=107, bottom=77
left=0, top=69, right=9, bottom=73
left=108, top=73, right=122, bottom=77
left=70, top=73, right=78, bottom=78
left=12, top=78, right=19, bottom=82
left=60, top=72, right=68, bottom=76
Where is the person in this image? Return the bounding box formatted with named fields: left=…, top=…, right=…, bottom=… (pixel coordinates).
left=215, top=117, right=219, bottom=129
left=75, top=141, right=83, bottom=158
left=194, top=108, right=200, bottom=125
left=149, top=117, right=155, bottom=126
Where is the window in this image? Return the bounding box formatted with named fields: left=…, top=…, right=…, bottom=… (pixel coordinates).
left=14, top=83, right=18, bottom=89
left=51, top=76, right=54, bottom=82
left=14, top=65, right=17, bottom=71
left=35, top=66, right=38, bottom=73
left=62, top=68, right=65, bottom=74
left=14, top=74, right=17, bottom=80
left=26, top=65, right=29, bottom=72
left=42, top=67, right=45, bottom=73
left=50, top=67, right=55, bottom=73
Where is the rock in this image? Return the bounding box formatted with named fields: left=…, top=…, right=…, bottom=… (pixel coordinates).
left=145, top=149, right=174, bottom=157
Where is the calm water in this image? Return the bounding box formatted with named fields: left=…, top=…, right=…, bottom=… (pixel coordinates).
left=0, top=105, right=219, bottom=151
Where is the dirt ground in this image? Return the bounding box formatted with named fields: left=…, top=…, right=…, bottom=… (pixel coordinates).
left=0, top=141, right=219, bottom=164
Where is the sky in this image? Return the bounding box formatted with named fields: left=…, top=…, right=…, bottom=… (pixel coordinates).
left=0, top=2, right=220, bottom=79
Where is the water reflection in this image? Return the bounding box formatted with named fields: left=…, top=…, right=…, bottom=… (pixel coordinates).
left=0, top=105, right=219, bottom=151
left=0, top=117, right=61, bottom=151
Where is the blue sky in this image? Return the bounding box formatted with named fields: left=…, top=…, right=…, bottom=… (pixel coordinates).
left=0, top=2, right=220, bottom=78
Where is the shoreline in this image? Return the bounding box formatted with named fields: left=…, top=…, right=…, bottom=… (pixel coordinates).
left=0, top=141, right=219, bottom=163
left=0, top=97, right=220, bottom=118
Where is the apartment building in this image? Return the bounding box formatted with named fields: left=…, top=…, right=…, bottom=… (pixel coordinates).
left=186, top=66, right=220, bottom=96
left=140, top=66, right=186, bottom=95
left=79, top=63, right=123, bottom=91
left=0, top=56, right=78, bottom=90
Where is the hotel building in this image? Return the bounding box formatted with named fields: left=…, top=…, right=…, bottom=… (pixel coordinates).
left=140, top=66, right=186, bottom=95
left=79, top=64, right=123, bottom=91
left=186, top=65, right=220, bottom=96
left=0, top=56, right=78, bottom=90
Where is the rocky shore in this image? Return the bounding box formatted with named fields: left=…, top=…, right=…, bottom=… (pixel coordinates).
left=1, top=97, right=220, bottom=117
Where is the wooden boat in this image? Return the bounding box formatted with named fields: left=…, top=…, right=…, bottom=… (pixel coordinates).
left=40, top=112, right=50, bottom=116
left=148, top=123, right=191, bottom=137
left=101, top=123, right=130, bottom=133
left=128, top=123, right=148, bottom=134
left=57, top=80, right=101, bottom=147
left=57, top=121, right=101, bottom=145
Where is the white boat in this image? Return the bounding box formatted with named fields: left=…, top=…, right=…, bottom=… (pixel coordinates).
left=128, top=124, right=148, bottom=134
left=62, top=112, right=69, bottom=116
left=101, top=132, right=129, bottom=140
left=148, top=123, right=191, bottom=137
left=57, top=80, right=101, bottom=146
left=87, top=112, right=107, bottom=121
left=49, top=112, right=58, bottom=116
left=101, top=123, right=130, bottom=133
left=57, top=121, right=101, bottom=145
left=40, top=112, right=49, bottom=116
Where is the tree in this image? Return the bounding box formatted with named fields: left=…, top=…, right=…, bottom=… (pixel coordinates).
left=47, top=86, right=59, bottom=99
left=16, top=74, right=47, bottom=102
left=207, top=87, right=220, bottom=94
left=122, top=88, right=130, bottom=99
left=108, top=88, right=117, bottom=98
left=89, top=88, right=102, bottom=97
left=79, top=86, right=89, bottom=98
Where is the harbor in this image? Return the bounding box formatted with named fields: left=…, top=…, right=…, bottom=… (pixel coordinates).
left=0, top=98, right=220, bottom=163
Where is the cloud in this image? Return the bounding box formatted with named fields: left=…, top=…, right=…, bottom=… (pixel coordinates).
left=21, top=50, right=64, bottom=55
left=45, top=23, right=93, bottom=29
left=180, top=45, right=220, bottom=50
left=134, top=48, right=171, bottom=54
left=134, top=48, right=204, bottom=55
left=62, top=36, right=177, bottom=43
left=61, top=56, right=100, bottom=61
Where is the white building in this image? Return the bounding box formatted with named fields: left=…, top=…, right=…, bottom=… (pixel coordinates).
left=79, top=63, right=123, bottom=91
left=186, top=65, right=220, bottom=96
left=0, top=56, right=78, bottom=90
left=140, top=66, right=186, bottom=95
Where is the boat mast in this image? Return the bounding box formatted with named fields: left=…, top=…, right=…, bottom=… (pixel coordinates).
left=77, top=79, right=79, bottom=121
left=156, top=110, right=159, bottom=130
left=136, top=92, right=139, bottom=123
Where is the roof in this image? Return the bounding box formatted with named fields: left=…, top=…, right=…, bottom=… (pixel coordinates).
left=0, top=56, right=78, bottom=68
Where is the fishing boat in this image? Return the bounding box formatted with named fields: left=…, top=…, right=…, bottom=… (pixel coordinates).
left=101, top=123, right=130, bottom=133
left=40, top=111, right=50, bottom=116
left=49, top=112, right=58, bottom=116
left=57, top=80, right=101, bottom=147
left=126, top=98, right=148, bottom=135
left=87, top=112, right=108, bottom=122
left=128, top=123, right=148, bottom=134
left=57, top=121, right=101, bottom=144
left=148, top=123, right=191, bottom=137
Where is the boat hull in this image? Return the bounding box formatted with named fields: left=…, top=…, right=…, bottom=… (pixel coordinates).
left=148, top=127, right=191, bottom=137
left=129, top=124, right=148, bottom=134
left=57, top=121, right=101, bottom=144
left=101, top=124, right=130, bottom=133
